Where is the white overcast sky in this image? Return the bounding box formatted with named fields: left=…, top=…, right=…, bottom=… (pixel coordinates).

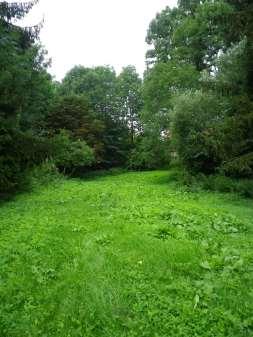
left=20, top=0, right=177, bottom=80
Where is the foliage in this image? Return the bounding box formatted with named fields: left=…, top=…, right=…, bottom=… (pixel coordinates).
left=146, top=6, right=183, bottom=64
left=45, top=95, right=104, bottom=157
left=0, top=1, right=54, bottom=195
left=0, top=3, right=51, bottom=123
left=0, top=122, right=52, bottom=195
left=0, top=1, right=253, bottom=335
left=173, top=1, right=234, bottom=70
left=27, top=160, right=63, bottom=189
left=0, top=0, right=39, bottom=22
left=50, top=130, right=95, bottom=175
left=59, top=66, right=118, bottom=118
left=171, top=91, right=228, bottom=173
left=57, top=65, right=142, bottom=167
left=139, top=63, right=199, bottom=170
left=168, top=167, right=253, bottom=198
left=1, top=0, right=252, bottom=194
left=116, top=66, right=143, bottom=142
left=146, top=1, right=234, bottom=70
left=221, top=152, right=253, bottom=178
left=172, top=90, right=253, bottom=177
left=201, top=174, right=253, bottom=198
left=144, top=0, right=253, bottom=178
left=128, top=133, right=170, bottom=170
left=142, top=62, right=199, bottom=125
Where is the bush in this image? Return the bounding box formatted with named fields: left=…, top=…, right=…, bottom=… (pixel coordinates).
left=221, top=153, right=253, bottom=178
left=50, top=130, right=95, bottom=175
left=128, top=134, right=170, bottom=170
left=0, top=123, right=52, bottom=196
left=168, top=167, right=253, bottom=198
left=201, top=175, right=253, bottom=198
left=27, top=160, right=63, bottom=189
left=171, top=93, right=253, bottom=178
left=217, top=107, right=253, bottom=178
left=0, top=124, right=95, bottom=196
left=171, top=91, right=227, bottom=174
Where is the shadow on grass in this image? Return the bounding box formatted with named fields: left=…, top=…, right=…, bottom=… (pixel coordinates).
left=148, top=169, right=181, bottom=186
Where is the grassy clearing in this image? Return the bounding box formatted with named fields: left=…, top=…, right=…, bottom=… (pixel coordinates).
left=0, top=171, right=252, bottom=337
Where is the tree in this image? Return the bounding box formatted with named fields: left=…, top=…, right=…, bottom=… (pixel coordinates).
left=171, top=91, right=227, bottom=173
left=59, top=66, right=118, bottom=119
left=45, top=95, right=105, bottom=162
left=0, top=1, right=54, bottom=194
left=117, top=66, right=143, bottom=144
left=0, top=1, right=51, bottom=127
left=0, top=0, right=39, bottom=22
left=144, top=0, right=253, bottom=176
left=146, top=1, right=235, bottom=71
left=142, top=62, right=199, bottom=129
left=58, top=66, right=133, bottom=166
left=146, top=6, right=183, bottom=65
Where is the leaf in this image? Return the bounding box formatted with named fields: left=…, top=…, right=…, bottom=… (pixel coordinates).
left=194, top=294, right=200, bottom=309
left=227, top=227, right=238, bottom=233
left=200, top=261, right=211, bottom=270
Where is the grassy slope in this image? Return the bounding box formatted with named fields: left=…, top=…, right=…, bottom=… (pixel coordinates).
left=0, top=171, right=252, bottom=337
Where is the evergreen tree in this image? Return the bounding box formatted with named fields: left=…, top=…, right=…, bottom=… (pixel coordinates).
left=0, top=0, right=53, bottom=194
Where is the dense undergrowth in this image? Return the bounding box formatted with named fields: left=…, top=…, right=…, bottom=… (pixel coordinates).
left=0, top=171, right=252, bottom=337
left=166, top=167, right=253, bottom=198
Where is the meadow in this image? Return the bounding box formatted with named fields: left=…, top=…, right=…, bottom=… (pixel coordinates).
left=0, top=170, right=252, bottom=337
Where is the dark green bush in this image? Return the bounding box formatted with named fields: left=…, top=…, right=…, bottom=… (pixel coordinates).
left=0, top=126, right=95, bottom=196
left=221, top=153, right=253, bottom=178
left=217, top=107, right=253, bottom=178
left=50, top=130, right=95, bottom=175
left=0, top=123, right=52, bottom=196
left=201, top=175, right=253, bottom=198
left=168, top=167, right=253, bottom=198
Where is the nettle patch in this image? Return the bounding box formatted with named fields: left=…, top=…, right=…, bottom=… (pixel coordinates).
left=152, top=208, right=251, bottom=282
left=153, top=209, right=248, bottom=242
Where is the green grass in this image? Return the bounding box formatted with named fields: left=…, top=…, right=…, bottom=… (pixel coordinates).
left=0, top=171, right=252, bottom=337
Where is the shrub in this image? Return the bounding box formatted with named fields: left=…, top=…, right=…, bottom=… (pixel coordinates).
left=168, top=167, right=253, bottom=198
left=27, top=160, right=63, bottom=189
left=128, top=134, right=170, bottom=170
left=50, top=130, right=95, bottom=175
left=45, top=95, right=106, bottom=161
left=217, top=107, right=253, bottom=178
left=171, top=91, right=228, bottom=174
left=221, top=153, right=253, bottom=178
left=202, top=175, right=253, bottom=198
left=0, top=123, right=52, bottom=196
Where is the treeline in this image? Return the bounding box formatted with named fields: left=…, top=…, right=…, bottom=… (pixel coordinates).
left=141, top=0, right=253, bottom=177
left=0, top=0, right=253, bottom=197
left=0, top=0, right=143, bottom=196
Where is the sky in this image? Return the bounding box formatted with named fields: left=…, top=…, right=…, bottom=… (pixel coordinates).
left=20, top=0, right=177, bottom=80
